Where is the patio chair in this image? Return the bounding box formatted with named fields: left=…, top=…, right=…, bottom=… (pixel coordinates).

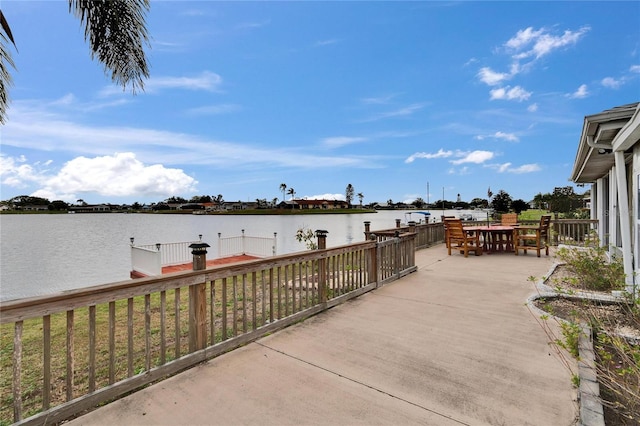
left=445, top=219, right=482, bottom=257
left=513, top=215, right=551, bottom=257
left=498, top=213, right=518, bottom=251
left=442, top=216, right=456, bottom=248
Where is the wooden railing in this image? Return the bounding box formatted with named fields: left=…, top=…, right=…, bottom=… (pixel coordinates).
left=0, top=233, right=416, bottom=425
left=364, top=221, right=445, bottom=249
left=551, top=219, right=598, bottom=246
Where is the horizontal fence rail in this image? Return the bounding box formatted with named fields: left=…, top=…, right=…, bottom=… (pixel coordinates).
left=0, top=234, right=416, bottom=425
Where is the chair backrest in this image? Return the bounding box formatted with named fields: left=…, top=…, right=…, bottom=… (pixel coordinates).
left=539, top=215, right=552, bottom=236
left=445, top=218, right=465, bottom=238
left=501, top=213, right=518, bottom=226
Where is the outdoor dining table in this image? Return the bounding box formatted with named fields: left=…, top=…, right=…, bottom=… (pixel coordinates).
left=463, top=225, right=516, bottom=253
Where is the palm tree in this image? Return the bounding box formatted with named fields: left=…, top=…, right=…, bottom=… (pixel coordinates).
left=287, top=187, right=295, bottom=200
left=1, top=1, right=151, bottom=124
left=279, top=183, right=287, bottom=203
left=357, top=192, right=364, bottom=207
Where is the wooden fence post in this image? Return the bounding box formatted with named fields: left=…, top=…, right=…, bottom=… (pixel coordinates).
left=315, top=230, right=328, bottom=303
left=189, top=241, right=209, bottom=351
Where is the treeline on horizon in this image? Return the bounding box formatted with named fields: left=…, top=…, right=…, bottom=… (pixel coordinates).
left=1, top=186, right=588, bottom=216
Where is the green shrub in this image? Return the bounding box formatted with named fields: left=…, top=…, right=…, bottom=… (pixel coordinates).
left=556, top=238, right=625, bottom=292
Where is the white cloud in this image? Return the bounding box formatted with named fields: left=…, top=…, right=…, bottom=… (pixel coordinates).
left=475, top=131, right=518, bottom=142
left=3, top=100, right=383, bottom=170
left=511, top=164, right=541, bottom=173
left=505, top=27, right=545, bottom=50
left=601, top=77, right=622, bottom=89
left=405, top=149, right=453, bottom=163
left=315, top=39, right=339, bottom=47
left=360, top=103, right=425, bottom=122
left=1, top=153, right=197, bottom=202
left=489, top=86, right=531, bottom=101
left=506, top=26, right=590, bottom=61
left=527, top=103, right=538, bottom=112
left=450, top=150, right=494, bottom=165
left=477, top=67, right=510, bottom=86
left=42, top=153, right=198, bottom=201
left=360, top=94, right=397, bottom=105
left=568, top=84, right=588, bottom=99
left=478, top=26, right=589, bottom=90
left=100, top=71, right=223, bottom=96
left=630, top=65, right=640, bottom=73
left=321, top=136, right=368, bottom=148
left=493, top=131, right=519, bottom=142
left=0, top=154, right=41, bottom=187
left=186, top=104, right=242, bottom=116
left=490, top=162, right=540, bottom=174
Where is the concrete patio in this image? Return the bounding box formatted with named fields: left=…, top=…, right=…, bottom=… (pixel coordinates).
left=67, top=245, right=578, bottom=426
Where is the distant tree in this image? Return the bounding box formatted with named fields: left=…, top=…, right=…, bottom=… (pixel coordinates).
left=10, top=195, right=50, bottom=207
left=511, top=199, right=529, bottom=214
left=357, top=192, right=364, bottom=207
left=287, top=187, right=295, bottom=200
left=279, top=183, right=287, bottom=202
left=131, top=202, right=141, bottom=210
left=491, top=190, right=512, bottom=213
left=412, top=197, right=425, bottom=208
left=345, top=184, right=354, bottom=207
left=271, top=197, right=278, bottom=207
left=550, top=186, right=581, bottom=214
left=165, top=196, right=187, bottom=204
left=387, top=199, right=393, bottom=206
left=214, top=194, right=224, bottom=204
left=454, top=199, right=470, bottom=209
left=76, top=198, right=87, bottom=206
left=190, top=195, right=212, bottom=203
left=153, top=203, right=171, bottom=211
left=49, top=200, right=69, bottom=211
left=469, top=197, right=488, bottom=209
left=532, top=192, right=547, bottom=210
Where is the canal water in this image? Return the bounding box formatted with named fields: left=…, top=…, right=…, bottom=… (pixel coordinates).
left=0, top=209, right=486, bottom=302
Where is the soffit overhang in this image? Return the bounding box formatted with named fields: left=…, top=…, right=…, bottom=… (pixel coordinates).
left=570, top=102, right=640, bottom=184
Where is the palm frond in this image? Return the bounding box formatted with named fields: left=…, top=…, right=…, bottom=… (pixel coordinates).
left=69, top=0, right=150, bottom=93
left=0, top=9, right=17, bottom=125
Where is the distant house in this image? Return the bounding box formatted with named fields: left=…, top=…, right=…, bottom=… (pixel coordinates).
left=570, top=102, right=640, bottom=294
left=277, top=200, right=299, bottom=209
left=179, top=203, right=205, bottom=210
left=221, top=201, right=259, bottom=211
left=294, top=199, right=349, bottom=210
left=23, top=204, right=49, bottom=211
left=69, top=204, right=115, bottom=213
left=372, top=202, right=393, bottom=210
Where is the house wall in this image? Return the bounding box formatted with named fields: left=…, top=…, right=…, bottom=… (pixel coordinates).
left=634, top=145, right=640, bottom=281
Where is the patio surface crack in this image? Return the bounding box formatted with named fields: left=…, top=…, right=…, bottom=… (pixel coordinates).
left=254, top=341, right=471, bottom=426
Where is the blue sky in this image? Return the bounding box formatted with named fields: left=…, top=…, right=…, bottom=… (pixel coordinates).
left=1, top=1, right=639, bottom=206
